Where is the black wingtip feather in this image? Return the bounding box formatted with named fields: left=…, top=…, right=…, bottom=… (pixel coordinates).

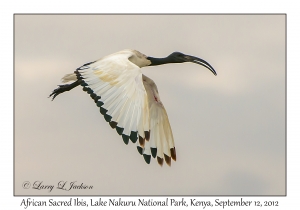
left=145, top=131, right=150, bottom=141
left=97, top=101, right=104, bottom=107
left=94, top=96, right=101, bottom=103
left=100, top=107, right=107, bottom=115
left=137, top=146, right=143, bottom=155
left=171, top=147, right=176, bottom=161
left=151, top=148, right=157, bottom=158
left=109, top=121, right=117, bottom=129
left=83, top=61, right=95, bottom=66
left=122, top=134, right=129, bottom=145
left=90, top=93, right=97, bottom=99
left=139, top=135, right=145, bottom=147
left=143, top=154, right=151, bottom=164
left=116, top=126, right=124, bottom=135
left=75, top=71, right=83, bottom=80
left=164, top=154, right=171, bottom=166
left=104, top=114, right=112, bottom=122
left=130, top=131, right=138, bottom=143
left=157, top=157, right=163, bottom=166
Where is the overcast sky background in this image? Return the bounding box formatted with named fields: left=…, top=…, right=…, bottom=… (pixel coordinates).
left=15, top=15, right=285, bottom=196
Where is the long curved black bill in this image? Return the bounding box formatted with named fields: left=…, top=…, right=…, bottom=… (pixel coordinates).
left=184, top=55, right=217, bottom=76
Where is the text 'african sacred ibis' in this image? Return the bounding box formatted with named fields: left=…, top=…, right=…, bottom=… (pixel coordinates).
left=49, top=49, right=217, bottom=166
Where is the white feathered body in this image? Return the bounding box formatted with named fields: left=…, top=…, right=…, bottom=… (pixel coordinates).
left=62, top=49, right=176, bottom=166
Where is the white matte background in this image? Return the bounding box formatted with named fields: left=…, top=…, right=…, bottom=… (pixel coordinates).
left=1, top=0, right=299, bottom=209
left=14, top=14, right=285, bottom=196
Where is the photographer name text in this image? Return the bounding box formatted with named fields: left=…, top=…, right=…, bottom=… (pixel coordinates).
left=22, top=181, right=93, bottom=192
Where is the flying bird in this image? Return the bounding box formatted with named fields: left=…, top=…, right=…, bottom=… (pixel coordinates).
left=49, top=49, right=216, bottom=166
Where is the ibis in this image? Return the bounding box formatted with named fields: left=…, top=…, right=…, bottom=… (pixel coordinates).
left=49, top=49, right=217, bottom=166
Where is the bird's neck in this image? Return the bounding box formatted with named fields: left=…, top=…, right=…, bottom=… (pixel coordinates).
left=147, top=56, right=175, bottom=66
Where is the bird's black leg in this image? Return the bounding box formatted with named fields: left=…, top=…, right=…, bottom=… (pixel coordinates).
left=49, top=80, right=81, bottom=101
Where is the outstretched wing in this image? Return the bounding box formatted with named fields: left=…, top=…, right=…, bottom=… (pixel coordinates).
left=140, top=75, right=176, bottom=166
left=75, top=52, right=176, bottom=166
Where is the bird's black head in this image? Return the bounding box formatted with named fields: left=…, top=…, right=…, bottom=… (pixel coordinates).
left=168, top=51, right=217, bottom=75
left=167, top=52, right=187, bottom=63
left=147, top=51, right=217, bottom=76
